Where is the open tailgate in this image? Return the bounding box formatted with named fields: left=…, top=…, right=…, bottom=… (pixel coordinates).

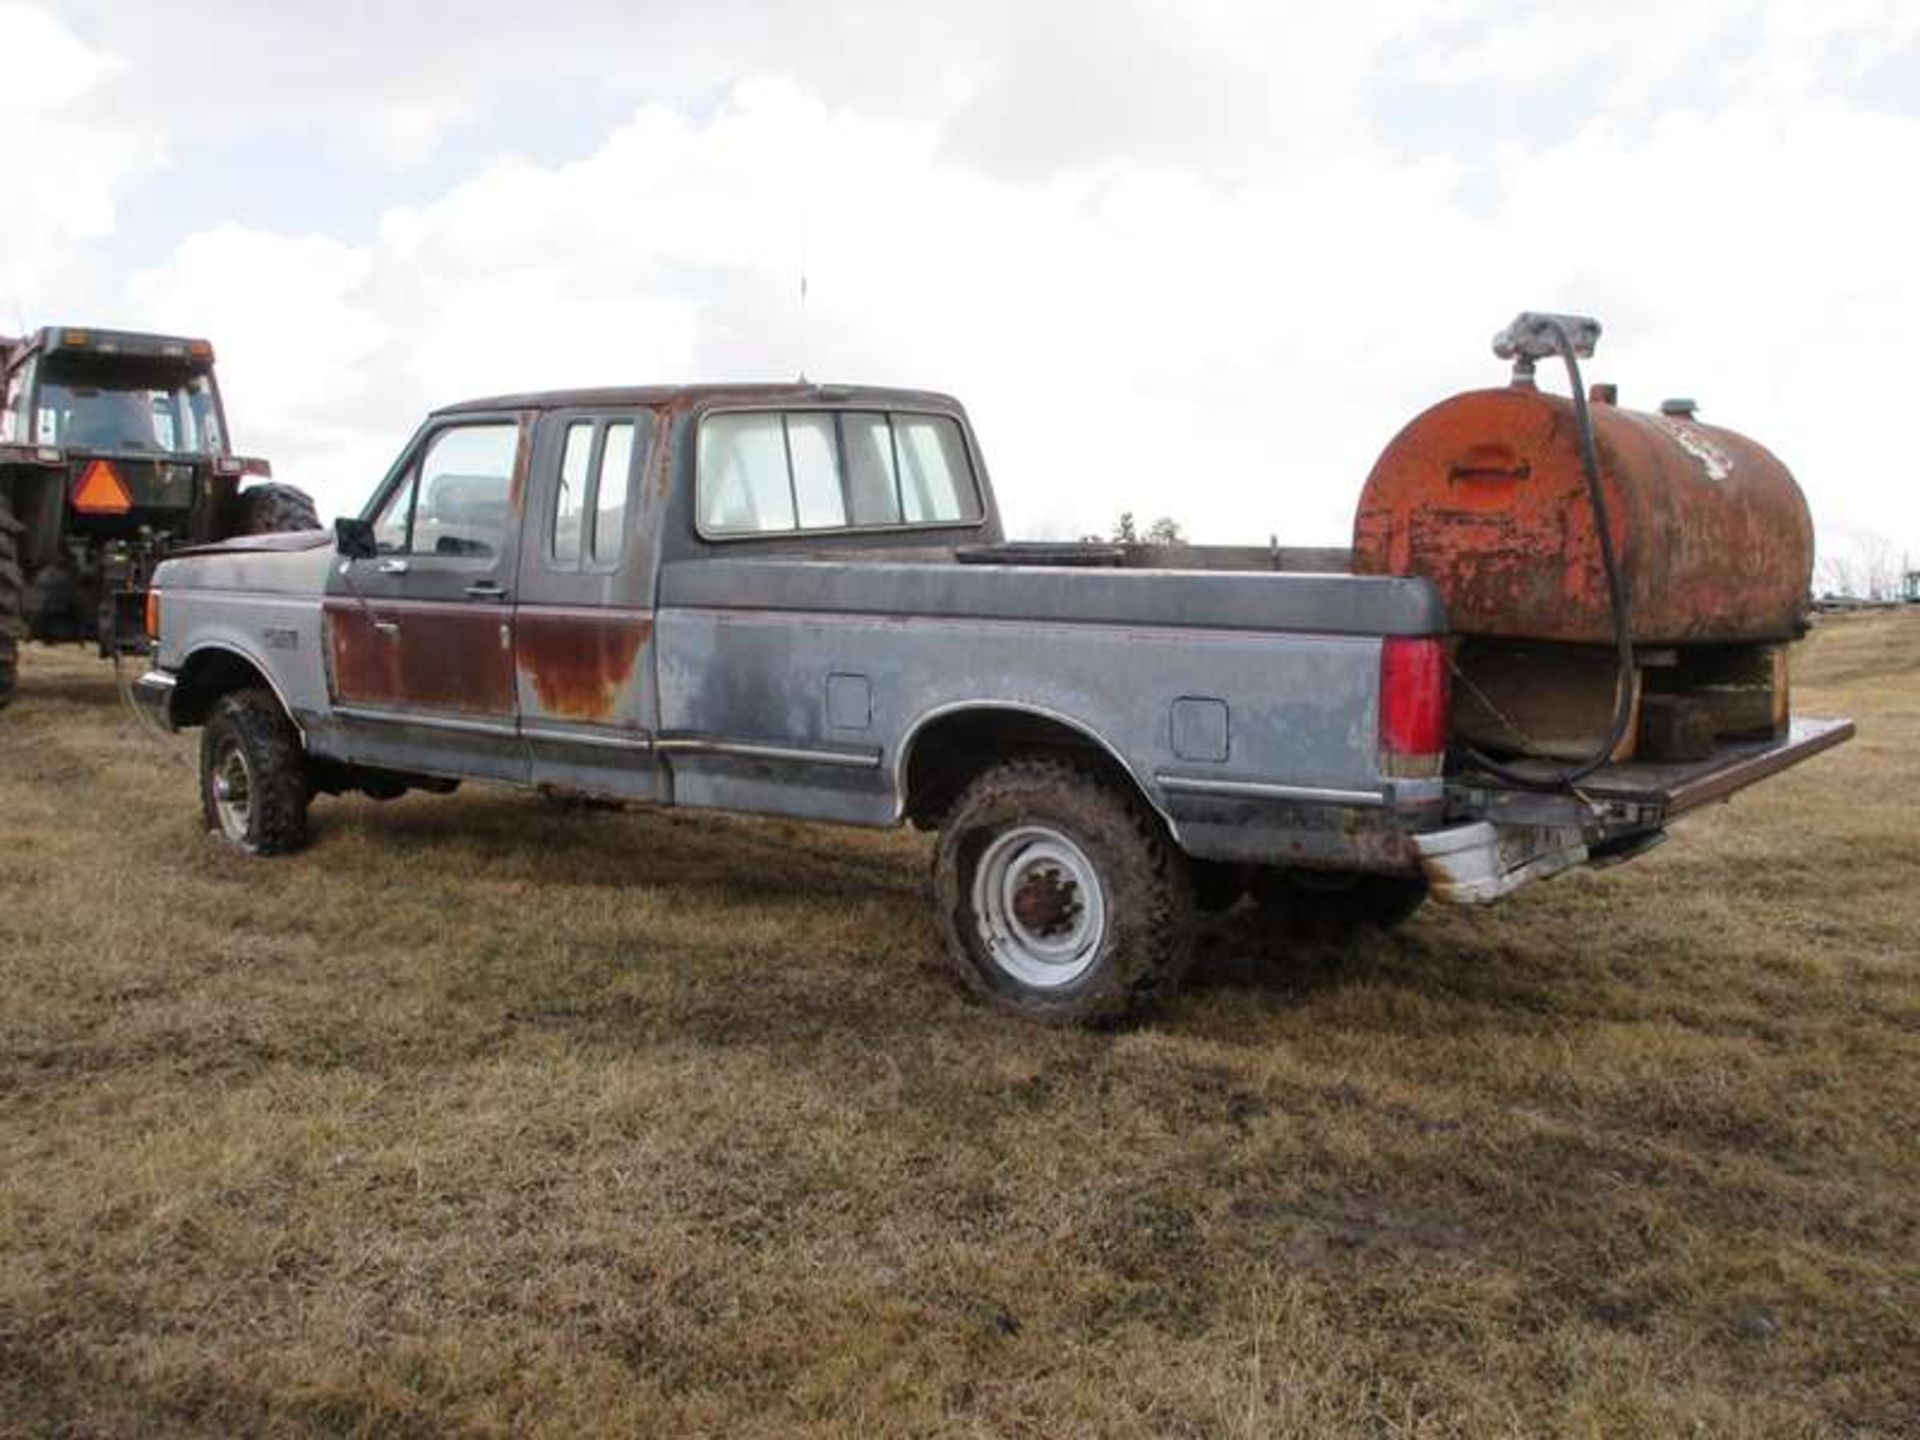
left=1495, top=716, right=1853, bottom=819
left=1419, top=716, right=1855, bottom=903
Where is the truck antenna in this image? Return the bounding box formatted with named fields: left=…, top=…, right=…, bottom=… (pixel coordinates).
left=797, top=212, right=811, bottom=384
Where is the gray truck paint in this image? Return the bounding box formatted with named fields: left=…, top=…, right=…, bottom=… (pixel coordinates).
left=144, top=384, right=1449, bottom=876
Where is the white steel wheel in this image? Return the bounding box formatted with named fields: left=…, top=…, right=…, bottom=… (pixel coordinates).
left=209, top=734, right=256, bottom=844
left=932, top=756, right=1195, bottom=1025
left=970, top=824, right=1110, bottom=989
left=197, top=688, right=312, bottom=856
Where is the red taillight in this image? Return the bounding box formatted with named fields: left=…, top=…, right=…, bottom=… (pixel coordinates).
left=1380, top=636, right=1449, bottom=775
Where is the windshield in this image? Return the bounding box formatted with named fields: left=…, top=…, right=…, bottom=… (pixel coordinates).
left=34, top=359, right=225, bottom=456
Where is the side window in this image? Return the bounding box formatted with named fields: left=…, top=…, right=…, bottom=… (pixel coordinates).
left=591, top=422, right=634, bottom=563
left=546, top=417, right=645, bottom=570
left=696, top=409, right=981, bottom=538
left=553, top=423, right=591, bottom=562
left=699, top=413, right=795, bottom=535
left=371, top=421, right=519, bottom=558
left=895, top=415, right=977, bottom=523
left=841, top=413, right=899, bottom=525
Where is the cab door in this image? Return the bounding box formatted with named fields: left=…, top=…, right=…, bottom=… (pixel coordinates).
left=324, top=414, right=528, bottom=782
left=514, top=407, right=664, bottom=800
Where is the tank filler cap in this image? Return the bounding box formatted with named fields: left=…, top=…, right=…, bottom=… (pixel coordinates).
left=1660, top=397, right=1699, bottom=418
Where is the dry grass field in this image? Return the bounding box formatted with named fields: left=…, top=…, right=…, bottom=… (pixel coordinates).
left=1, top=613, right=1915, bottom=1437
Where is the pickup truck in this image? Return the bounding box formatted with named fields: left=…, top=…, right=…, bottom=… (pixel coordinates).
left=136, top=380, right=1852, bottom=1023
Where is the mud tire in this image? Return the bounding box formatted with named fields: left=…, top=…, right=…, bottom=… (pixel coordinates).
left=932, top=756, right=1194, bottom=1026
left=0, top=495, right=20, bottom=708
left=1249, top=869, right=1429, bottom=934
left=200, top=688, right=311, bottom=855
left=233, top=483, right=322, bottom=535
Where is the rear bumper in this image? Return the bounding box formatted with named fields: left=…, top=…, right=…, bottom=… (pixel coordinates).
left=132, top=669, right=177, bottom=730
left=1413, top=821, right=1590, bottom=903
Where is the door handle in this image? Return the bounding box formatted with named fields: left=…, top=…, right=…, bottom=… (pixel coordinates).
left=464, top=580, right=511, bottom=601
left=377, top=558, right=409, bottom=575
left=372, top=619, right=400, bottom=637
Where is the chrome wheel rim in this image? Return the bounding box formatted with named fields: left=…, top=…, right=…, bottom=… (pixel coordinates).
left=211, top=738, right=253, bottom=842
left=971, top=825, right=1107, bottom=989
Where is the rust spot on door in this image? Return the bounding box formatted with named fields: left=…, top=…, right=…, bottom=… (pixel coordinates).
left=517, top=609, right=653, bottom=721
left=325, top=600, right=517, bottom=714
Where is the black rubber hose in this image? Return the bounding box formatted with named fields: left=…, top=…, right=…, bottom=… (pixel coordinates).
left=1459, top=317, right=1637, bottom=791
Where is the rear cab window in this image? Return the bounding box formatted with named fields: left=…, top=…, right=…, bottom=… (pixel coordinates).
left=697, top=409, right=982, bottom=539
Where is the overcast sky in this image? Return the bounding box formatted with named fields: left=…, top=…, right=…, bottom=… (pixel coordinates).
left=5, top=1, right=1917, bottom=575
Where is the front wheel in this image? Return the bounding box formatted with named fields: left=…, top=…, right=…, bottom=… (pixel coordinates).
left=932, top=757, right=1194, bottom=1025
left=200, top=688, right=311, bottom=854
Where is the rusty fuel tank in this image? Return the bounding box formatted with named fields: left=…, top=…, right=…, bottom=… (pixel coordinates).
left=1352, top=315, right=1816, bottom=763
left=1352, top=381, right=1814, bottom=646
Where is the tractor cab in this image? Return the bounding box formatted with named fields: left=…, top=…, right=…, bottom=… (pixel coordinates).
left=0, top=326, right=318, bottom=703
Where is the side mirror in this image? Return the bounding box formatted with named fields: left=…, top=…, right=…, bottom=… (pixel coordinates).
left=334, top=517, right=377, bottom=561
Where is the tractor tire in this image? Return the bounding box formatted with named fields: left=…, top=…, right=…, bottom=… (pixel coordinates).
left=932, top=756, right=1194, bottom=1026
left=200, top=688, right=311, bottom=855
left=0, top=494, right=21, bottom=708
left=1249, top=868, right=1429, bottom=935
left=233, top=482, right=322, bottom=536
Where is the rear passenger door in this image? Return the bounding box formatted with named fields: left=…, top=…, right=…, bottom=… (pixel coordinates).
left=324, top=414, right=527, bottom=781
left=514, top=407, right=664, bottom=800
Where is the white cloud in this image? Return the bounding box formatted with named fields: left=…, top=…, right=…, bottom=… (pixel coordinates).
left=358, top=98, right=477, bottom=171
left=0, top=4, right=160, bottom=311
left=19, top=0, right=1920, bottom=581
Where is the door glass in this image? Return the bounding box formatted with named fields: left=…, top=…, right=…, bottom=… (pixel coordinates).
left=371, top=469, right=417, bottom=554
left=591, top=422, right=634, bottom=563
left=408, top=422, right=519, bottom=559
left=554, top=422, right=591, bottom=563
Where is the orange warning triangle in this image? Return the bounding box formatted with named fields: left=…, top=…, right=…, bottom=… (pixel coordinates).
left=72, top=459, right=133, bottom=515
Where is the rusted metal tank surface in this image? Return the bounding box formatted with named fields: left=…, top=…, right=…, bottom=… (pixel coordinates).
left=1352, top=384, right=1814, bottom=644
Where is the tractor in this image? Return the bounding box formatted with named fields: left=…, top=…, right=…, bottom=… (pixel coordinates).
left=0, top=325, right=320, bottom=705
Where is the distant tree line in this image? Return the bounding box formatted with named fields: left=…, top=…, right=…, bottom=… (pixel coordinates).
left=1084, top=512, right=1187, bottom=546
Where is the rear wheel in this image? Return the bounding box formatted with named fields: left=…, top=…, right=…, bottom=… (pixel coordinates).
left=932, top=756, right=1194, bottom=1025
left=1250, top=868, right=1429, bottom=934
left=200, top=688, right=311, bottom=854
left=0, top=495, right=21, bottom=708
left=232, top=483, right=322, bottom=535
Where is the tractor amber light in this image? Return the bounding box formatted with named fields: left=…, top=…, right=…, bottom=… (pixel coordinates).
left=145, top=589, right=161, bottom=641
left=189, top=339, right=215, bottom=360
left=72, top=458, right=133, bottom=515
left=1379, top=636, right=1450, bottom=776
left=61, top=329, right=89, bottom=348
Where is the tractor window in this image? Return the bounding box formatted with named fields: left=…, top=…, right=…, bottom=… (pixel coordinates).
left=371, top=422, right=520, bottom=558
left=0, top=360, right=29, bottom=444
left=35, top=361, right=222, bottom=455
